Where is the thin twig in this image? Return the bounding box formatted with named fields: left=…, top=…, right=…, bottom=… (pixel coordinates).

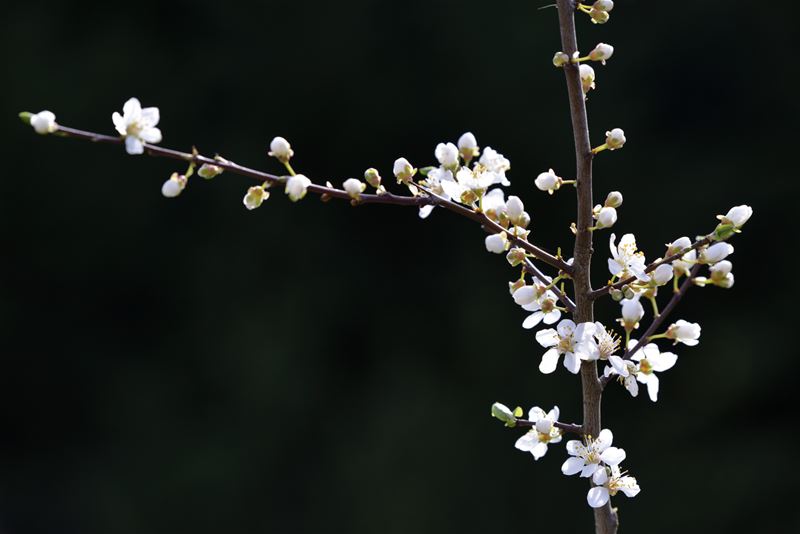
left=600, top=263, right=703, bottom=388
left=50, top=125, right=573, bottom=274
left=523, top=258, right=576, bottom=313
left=515, top=418, right=584, bottom=435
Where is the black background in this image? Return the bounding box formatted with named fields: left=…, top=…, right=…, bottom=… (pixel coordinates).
left=2, top=1, right=798, bottom=532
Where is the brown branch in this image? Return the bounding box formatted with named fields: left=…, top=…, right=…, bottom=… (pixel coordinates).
left=600, top=263, right=703, bottom=388
left=515, top=418, right=583, bottom=436
left=556, top=1, right=617, bottom=532
left=590, top=236, right=713, bottom=300
left=49, top=124, right=573, bottom=274
left=522, top=258, right=576, bottom=313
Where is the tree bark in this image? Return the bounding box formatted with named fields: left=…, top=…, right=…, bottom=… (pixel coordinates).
left=554, top=1, right=619, bottom=532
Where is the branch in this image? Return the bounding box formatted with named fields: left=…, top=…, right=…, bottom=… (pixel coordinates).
left=600, top=263, right=702, bottom=388
left=590, top=236, right=713, bottom=300
left=49, top=124, right=573, bottom=274
left=515, top=418, right=583, bottom=436
left=523, top=258, right=576, bottom=313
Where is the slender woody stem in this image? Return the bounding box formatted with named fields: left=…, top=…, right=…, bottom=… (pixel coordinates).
left=555, top=1, right=618, bottom=532
left=50, top=125, right=572, bottom=274
left=514, top=418, right=583, bottom=435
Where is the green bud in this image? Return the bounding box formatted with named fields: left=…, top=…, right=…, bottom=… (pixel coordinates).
left=712, top=223, right=736, bottom=241
left=610, top=288, right=624, bottom=301
left=491, top=402, right=517, bottom=427
left=19, top=112, right=33, bottom=125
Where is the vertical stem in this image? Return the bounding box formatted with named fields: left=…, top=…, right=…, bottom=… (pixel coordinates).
left=554, top=2, right=618, bottom=533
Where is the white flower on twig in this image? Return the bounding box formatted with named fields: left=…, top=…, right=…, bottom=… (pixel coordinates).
left=112, top=97, right=162, bottom=155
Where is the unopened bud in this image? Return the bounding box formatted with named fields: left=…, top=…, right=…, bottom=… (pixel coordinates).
left=589, top=8, right=610, bottom=24
left=197, top=163, right=223, bottom=179
left=605, top=128, right=626, bottom=150
left=491, top=402, right=517, bottom=427
left=506, top=247, right=527, bottom=267
left=343, top=178, right=366, bottom=200
left=605, top=191, right=623, bottom=208
left=161, top=172, right=187, bottom=198
left=589, top=43, right=615, bottom=64
left=268, top=136, right=294, bottom=162
left=364, top=168, right=382, bottom=189
left=243, top=185, right=270, bottom=210
left=553, top=51, right=570, bottom=67
left=393, top=157, right=416, bottom=183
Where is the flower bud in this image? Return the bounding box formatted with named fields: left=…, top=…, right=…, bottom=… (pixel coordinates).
left=666, top=320, right=701, bottom=346
left=553, top=51, right=570, bottom=67
left=667, top=236, right=692, bottom=257
left=579, top=64, right=596, bottom=94
left=29, top=110, right=57, bottom=134
left=457, top=132, right=479, bottom=162
left=719, top=204, right=753, bottom=229
left=285, top=174, right=312, bottom=202
left=709, top=260, right=732, bottom=280
left=161, top=173, right=187, bottom=198
left=716, top=273, right=735, bottom=288
left=508, top=279, right=526, bottom=295
left=506, top=195, right=525, bottom=223
left=596, top=206, right=617, bottom=228
left=620, top=298, right=644, bottom=331
left=589, top=8, right=610, bottom=24
left=393, top=157, right=416, bottom=183
left=605, top=128, right=626, bottom=150
left=364, top=168, right=382, bottom=189
left=268, top=136, right=294, bottom=162
left=622, top=285, right=635, bottom=300
left=243, top=185, right=270, bottom=210
left=589, top=43, right=615, bottom=64
left=610, top=288, right=624, bottom=302
left=506, top=247, right=527, bottom=267
left=605, top=191, right=623, bottom=208
left=652, top=264, right=674, bottom=286
left=435, top=142, right=459, bottom=168
left=535, top=169, right=561, bottom=194
left=485, top=232, right=508, bottom=254
left=594, top=0, right=614, bottom=11
left=491, top=402, right=517, bottom=427
left=512, top=285, right=538, bottom=306
left=343, top=178, right=366, bottom=200
left=700, top=242, right=734, bottom=264
left=197, top=163, right=223, bottom=179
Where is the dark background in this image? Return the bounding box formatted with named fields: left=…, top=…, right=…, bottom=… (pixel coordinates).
left=1, top=1, right=797, bottom=532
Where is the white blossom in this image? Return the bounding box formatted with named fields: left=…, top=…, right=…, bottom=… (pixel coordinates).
left=666, top=320, right=701, bottom=346
left=596, top=206, right=617, bottom=228
left=594, top=0, right=614, bottom=11
left=668, top=236, right=697, bottom=277
left=30, top=110, right=57, bottom=134
left=112, top=97, right=162, bottom=155
left=285, top=174, right=312, bottom=202
left=161, top=172, right=186, bottom=198
left=268, top=136, right=294, bottom=162
left=343, top=178, right=366, bottom=200
left=515, top=406, right=563, bottom=460
left=589, top=43, right=615, bottom=64
left=587, top=465, right=640, bottom=509
left=605, top=191, right=623, bottom=208
left=505, top=195, right=529, bottom=227
left=605, top=128, right=626, bottom=150
left=619, top=297, right=644, bottom=332
left=440, top=167, right=494, bottom=206
left=535, top=320, right=598, bottom=374
left=243, top=185, right=270, bottom=210
left=608, top=233, right=649, bottom=282
left=481, top=187, right=506, bottom=220
left=720, top=205, right=753, bottom=228
left=651, top=264, right=674, bottom=286
left=562, top=429, right=626, bottom=479
left=485, top=232, right=508, bottom=254
left=580, top=64, right=596, bottom=94
left=517, top=283, right=562, bottom=329
left=594, top=322, right=621, bottom=360
left=700, top=242, right=734, bottom=264
left=478, top=147, right=511, bottom=186
left=435, top=142, right=459, bottom=168
left=604, top=357, right=640, bottom=397
left=535, top=169, right=562, bottom=194
left=393, top=157, right=416, bottom=183
left=457, top=132, right=479, bottom=161
left=609, top=341, right=677, bottom=402
left=197, top=164, right=223, bottom=179
left=709, top=260, right=735, bottom=288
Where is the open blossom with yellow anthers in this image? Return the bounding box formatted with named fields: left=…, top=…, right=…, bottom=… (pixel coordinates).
left=588, top=465, right=640, bottom=509
left=593, top=322, right=621, bottom=360
left=562, top=429, right=626, bottom=479
left=608, top=233, right=649, bottom=282
left=607, top=341, right=678, bottom=402
left=440, top=167, right=496, bottom=206
left=478, top=147, right=511, bottom=186
left=112, top=97, right=162, bottom=155
left=512, top=281, right=562, bottom=329
left=514, top=406, right=563, bottom=460
left=535, top=320, right=599, bottom=374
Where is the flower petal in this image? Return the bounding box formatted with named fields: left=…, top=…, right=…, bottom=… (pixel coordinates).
left=587, top=487, right=610, bottom=508
left=539, top=348, right=560, bottom=374
left=562, top=456, right=585, bottom=476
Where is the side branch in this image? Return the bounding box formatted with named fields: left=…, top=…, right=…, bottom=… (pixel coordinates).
left=600, top=263, right=702, bottom=387
left=515, top=418, right=583, bottom=436
left=51, top=125, right=573, bottom=274
left=523, top=258, right=576, bottom=313
left=590, top=237, right=713, bottom=300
